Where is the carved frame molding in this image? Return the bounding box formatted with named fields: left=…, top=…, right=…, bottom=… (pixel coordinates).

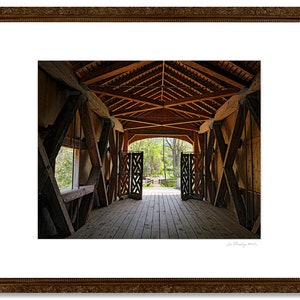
left=1, top=6, right=299, bottom=293
left=0, top=278, right=300, bottom=293
left=0, top=7, right=300, bottom=22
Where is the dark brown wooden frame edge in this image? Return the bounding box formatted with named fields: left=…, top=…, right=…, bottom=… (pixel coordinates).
left=1, top=5, right=299, bottom=294
left=0, top=278, right=300, bottom=293
left=0, top=7, right=300, bottom=22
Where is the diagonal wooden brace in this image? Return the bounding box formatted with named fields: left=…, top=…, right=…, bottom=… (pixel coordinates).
left=79, top=102, right=108, bottom=209
left=214, top=103, right=248, bottom=226
left=107, top=127, right=118, bottom=204
left=38, top=135, right=74, bottom=236
left=205, top=129, right=215, bottom=204
left=39, top=92, right=85, bottom=193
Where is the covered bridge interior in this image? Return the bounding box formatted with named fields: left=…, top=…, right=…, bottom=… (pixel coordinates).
left=38, top=60, right=260, bottom=239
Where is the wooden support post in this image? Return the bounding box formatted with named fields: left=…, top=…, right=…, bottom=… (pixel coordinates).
left=79, top=102, right=108, bottom=219
left=193, top=131, right=200, bottom=154
left=98, top=119, right=112, bottom=160
left=213, top=121, right=228, bottom=208
left=205, top=128, right=215, bottom=204
left=79, top=102, right=102, bottom=168
left=77, top=167, right=100, bottom=228
left=213, top=122, right=227, bottom=160
left=214, top=103, right=248, bottom=227
left=246, top=91, right=260, bottom=130
left=199, top=133, right=206, bottom=200
left=123, top=130, right=129, bottom=152
left=38, top=135, right=74, bottom=237
left=108, top=128, right=118, bottom=204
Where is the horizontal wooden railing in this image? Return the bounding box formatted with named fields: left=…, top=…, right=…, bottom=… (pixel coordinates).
left=61, top=185, right=94, bottom=203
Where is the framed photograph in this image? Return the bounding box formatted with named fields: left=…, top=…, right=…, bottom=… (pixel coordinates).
left=0, top=6, right=300, bottom=294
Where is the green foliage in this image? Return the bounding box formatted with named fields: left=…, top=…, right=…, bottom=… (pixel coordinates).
left=130, top=138, right=163, bottom=177
left=129, top=138, right=192, bottom=178
left=159, top=179, right=177, bottom=188
left=55, top=147, right=73, bottom=190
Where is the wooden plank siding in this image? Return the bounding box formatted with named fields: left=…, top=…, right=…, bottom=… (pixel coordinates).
left=68, top=190, right=257, bottom=239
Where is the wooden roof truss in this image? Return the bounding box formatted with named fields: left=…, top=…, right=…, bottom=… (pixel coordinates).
left=69, top=60, right=260, bottom=144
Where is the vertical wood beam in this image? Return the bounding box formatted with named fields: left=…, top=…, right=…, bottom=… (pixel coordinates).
left=123, top=130, right=129, bottom=152
left=199, top=133, right=206, bottom=200
left=98, top=119, right=112, bottom=160
left=79, top=102, right=102, bottom=168
left=193, top=131, right=200, bottom=154
left=108, top=128, right=118, bottom=204
left=77, top=167, right=99, bottom=228
left=213, top=121, right=227, bottom=160
left=79, top=102, right=108, bottom=213
left=205, top=128, right=215, bottom=204
left=246, top=91, right=260, bottom=130
left=38, top=135, right=74, bottom=237
left=214, top=103, right=248, bottom=226
left=213, top=121, right=228, bottom=208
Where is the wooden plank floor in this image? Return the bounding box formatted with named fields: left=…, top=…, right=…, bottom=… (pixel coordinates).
left=69, top=188, right=258, bottom=239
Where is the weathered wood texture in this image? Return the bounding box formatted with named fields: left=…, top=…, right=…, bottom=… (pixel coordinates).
left=38, top=135, right=75, bottom=237
left=1, top=278, right=300, bottom=293
left=38, top=65, right=120, bottom=237
left=1, top=7, right=300, bottom=22
left=212, top=95, right=260, bottom=230
left=69, top=190, right=257, bottom=239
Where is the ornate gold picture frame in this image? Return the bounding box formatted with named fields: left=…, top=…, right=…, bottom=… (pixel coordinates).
left=0, top=6, right=299, bottom=293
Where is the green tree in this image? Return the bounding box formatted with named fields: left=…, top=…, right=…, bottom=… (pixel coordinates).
left=129, top=138, right=192, bottom=178
left=165, top=138, right=193, bottom=178
left=130, top=138, right=163, bottom=177
left=55, top=146, right=73, bottom=189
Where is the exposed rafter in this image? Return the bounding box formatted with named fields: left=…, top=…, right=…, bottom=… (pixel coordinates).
left=80, top=61, right=153, bottom=85
left=67, top=60, right=260, bottom=141
left=181, top=61, right=248, bottom=89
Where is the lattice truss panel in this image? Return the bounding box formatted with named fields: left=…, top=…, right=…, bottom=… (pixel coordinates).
left=181, top=153, right=204, bottom=201
left=119, top=151, right=143, bottom=200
